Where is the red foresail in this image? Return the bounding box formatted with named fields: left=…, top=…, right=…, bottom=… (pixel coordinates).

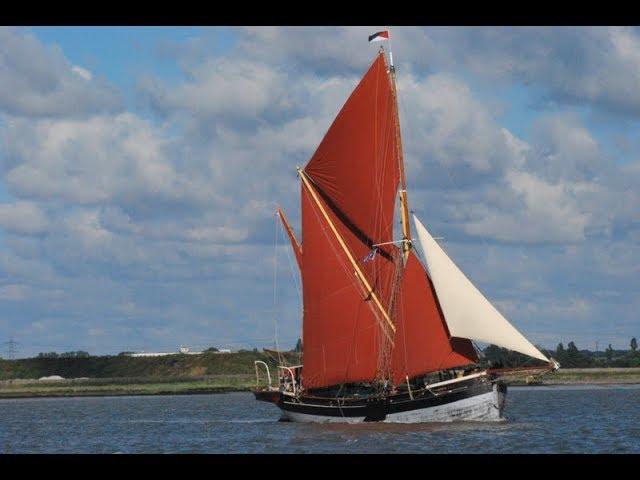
left=391, top=251, right=478, bottom=385
left=299, top=53, right=401, bottom=389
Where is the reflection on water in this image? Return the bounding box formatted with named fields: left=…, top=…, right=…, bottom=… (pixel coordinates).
left=1, top=386, right=639, bottom=453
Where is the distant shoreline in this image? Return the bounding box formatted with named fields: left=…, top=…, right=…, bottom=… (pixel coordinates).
left=0, top=374, right=256, bottom=399
left=0, top=387, right=251, bottom=400
left=501, top=367, right=640, bottom=386
left=1, top=368, right=640, bottom=399
left=509, top=380, right=640, bottom=387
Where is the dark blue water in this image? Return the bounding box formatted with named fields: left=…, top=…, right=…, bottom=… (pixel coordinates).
left=1, top=385, right=639, bottom=453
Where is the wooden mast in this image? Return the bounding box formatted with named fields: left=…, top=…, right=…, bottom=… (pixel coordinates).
left=385, top=43, right=412, bottom=263
left=298, top=168, right=396, bottom=340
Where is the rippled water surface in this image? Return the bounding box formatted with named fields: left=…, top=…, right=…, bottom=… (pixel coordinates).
left=1, top=385, right=639, bottom=453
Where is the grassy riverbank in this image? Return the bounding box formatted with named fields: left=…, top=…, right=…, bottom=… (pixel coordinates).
left=0, top=351, right=287, bottom=380
left=0, top=350, right=287, bottom=398
left=0, top=374, right=256, bottom=398
left=1, top=368, right=639, bottom=398
left=503, top=368, right=640, bottom=386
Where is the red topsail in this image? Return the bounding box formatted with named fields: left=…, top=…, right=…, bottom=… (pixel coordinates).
left=305, top=53, right=399, bottom=250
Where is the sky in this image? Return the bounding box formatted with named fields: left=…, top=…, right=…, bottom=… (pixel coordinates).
left=0, top=26, right=638, bottom=358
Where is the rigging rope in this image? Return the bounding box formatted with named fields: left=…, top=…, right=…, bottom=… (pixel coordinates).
left=272, top=212, right=283, bottom=366
left=279, top=218, right=302, bottom=338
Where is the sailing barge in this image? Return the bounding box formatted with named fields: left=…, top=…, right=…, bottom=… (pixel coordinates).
left=254, top=42, right=558, bottom=423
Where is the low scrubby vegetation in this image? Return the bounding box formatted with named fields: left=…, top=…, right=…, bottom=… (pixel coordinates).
left=0, top=350, right=300, bottom=381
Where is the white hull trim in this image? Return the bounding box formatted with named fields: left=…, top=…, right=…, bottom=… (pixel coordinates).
left=384, top=389, right=502, bottom=423
left=280, top=410, right=367, bottom=424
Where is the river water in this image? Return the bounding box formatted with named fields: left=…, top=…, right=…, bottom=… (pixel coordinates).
left=1, top=385, right=638, bottom=453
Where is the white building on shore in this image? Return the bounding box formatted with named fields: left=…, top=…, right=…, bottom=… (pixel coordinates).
left=127, top=346, right=231, bottom=357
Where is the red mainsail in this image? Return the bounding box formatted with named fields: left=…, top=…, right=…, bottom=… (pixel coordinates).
left=300, top=186, right=398, bottom=389
left=299, top=53, right=400, bottom=389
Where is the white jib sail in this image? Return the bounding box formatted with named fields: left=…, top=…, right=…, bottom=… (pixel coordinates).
left=412, top=215, right=549, bottom=363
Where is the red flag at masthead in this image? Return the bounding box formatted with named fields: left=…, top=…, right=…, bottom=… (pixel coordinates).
left=368, top=30, right=389, bottom=42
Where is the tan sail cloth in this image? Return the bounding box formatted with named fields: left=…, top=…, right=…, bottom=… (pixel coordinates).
left=413, top=215, right=549, bottom=363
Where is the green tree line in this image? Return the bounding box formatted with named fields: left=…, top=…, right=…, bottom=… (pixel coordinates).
left=482, top=337, right=640, bottom=368
left=1, top=338, right=638, bottom=380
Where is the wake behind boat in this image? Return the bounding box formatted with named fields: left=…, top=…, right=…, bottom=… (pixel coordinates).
left=254, top=31, right=558, bottom=423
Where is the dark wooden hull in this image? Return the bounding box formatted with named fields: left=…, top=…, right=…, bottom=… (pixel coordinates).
left=271, top=375, right=506, bottom=423
left=253, top=389, right=281, bottom=404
